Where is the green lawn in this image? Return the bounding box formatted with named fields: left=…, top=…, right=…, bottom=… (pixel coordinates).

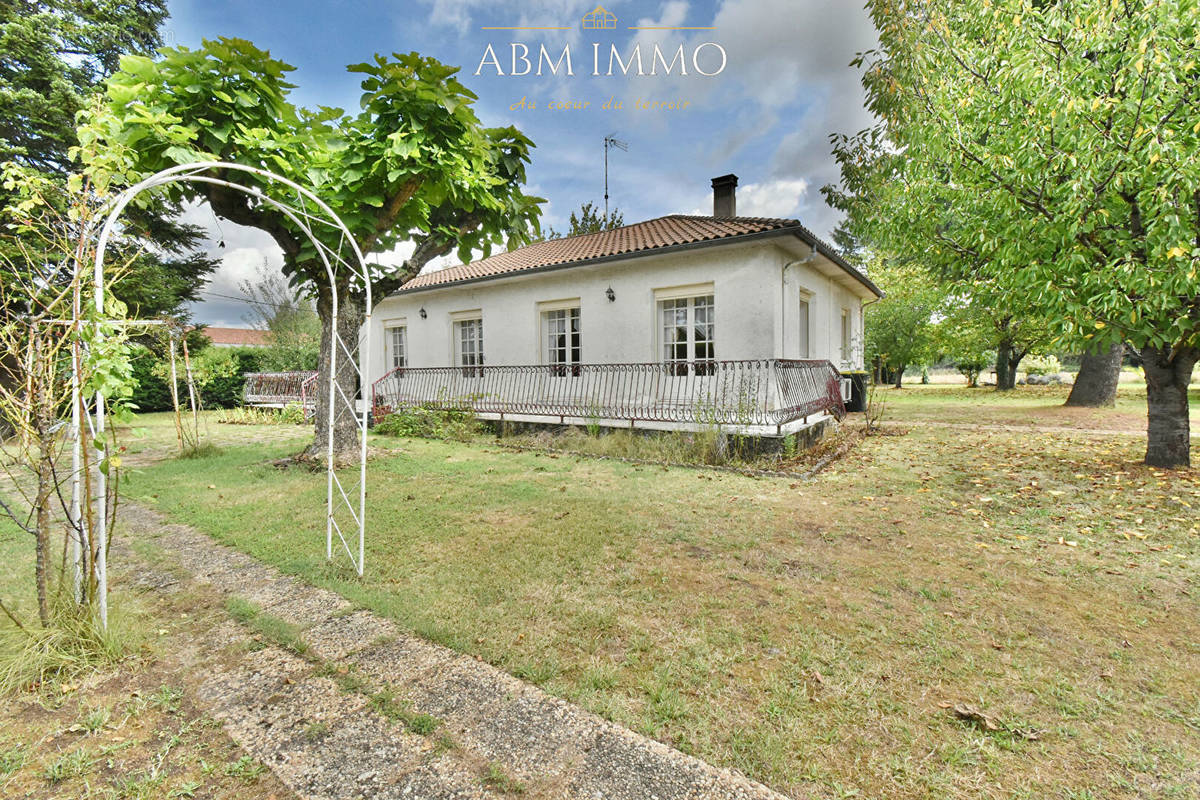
left=124, top=389, right=1200, bottom=799
left=877, top=382, right=1200, bottom=433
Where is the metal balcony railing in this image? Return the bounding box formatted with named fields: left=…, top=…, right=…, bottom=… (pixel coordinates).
left=243, top=371, right=317, bottom=407
left=371, top=359, right=845, bottom=429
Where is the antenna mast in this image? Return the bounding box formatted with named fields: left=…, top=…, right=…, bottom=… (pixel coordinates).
left=604, top=134, right=628, bottom=219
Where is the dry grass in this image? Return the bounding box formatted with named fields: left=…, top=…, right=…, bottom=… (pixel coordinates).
left=125, top=389, right=1200, bottom=799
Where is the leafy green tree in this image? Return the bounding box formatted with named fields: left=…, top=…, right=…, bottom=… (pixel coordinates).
left=239, top=261, right=321, bottom=371
left=864, top=259, right=945, bottom=387
left=546, top=201, right=624, bottom=239
left=0, top=0, right=216, bottom=321
left=935, top=302, right=994, bottom=388
left=827, top=0, right=1200, bottom=467
left=0, top=0, right=166, bottom=178
left=81, top=40, right=544, bottom=459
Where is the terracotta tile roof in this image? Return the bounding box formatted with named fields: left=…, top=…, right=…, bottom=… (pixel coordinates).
left=202, top=327, right=269, bottom=347
left=395, top=214, right=881, bottom=297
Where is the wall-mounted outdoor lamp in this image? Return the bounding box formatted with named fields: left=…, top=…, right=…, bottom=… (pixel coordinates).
left=419, top=307, right=427, bottom=319
left=605, top=286, right=615, bottom=302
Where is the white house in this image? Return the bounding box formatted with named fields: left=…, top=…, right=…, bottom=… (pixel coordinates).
left=366, top=174, right=881, bottom=439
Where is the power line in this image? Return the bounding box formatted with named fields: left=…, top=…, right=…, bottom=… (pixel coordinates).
left=195, top=289, right=276, bottom=307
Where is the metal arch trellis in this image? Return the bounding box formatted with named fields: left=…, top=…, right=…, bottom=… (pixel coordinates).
left=71, top=161, right=372, bottom=629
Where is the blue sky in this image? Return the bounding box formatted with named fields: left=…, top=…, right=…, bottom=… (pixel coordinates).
left=163, top=1, right=877, bottom=325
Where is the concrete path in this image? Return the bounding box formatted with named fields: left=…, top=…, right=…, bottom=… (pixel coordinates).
left=117, top=502, right=792, bottom=800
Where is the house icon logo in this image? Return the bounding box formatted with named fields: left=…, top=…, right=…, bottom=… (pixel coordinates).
left=582, top=5, right=617, bottom=30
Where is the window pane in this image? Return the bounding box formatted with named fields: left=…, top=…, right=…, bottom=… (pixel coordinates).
left=660, top=295, right=714, bottom=366
left=456, top=319, right=483, bottom=371
left=544, top=307, right=580, bottom=367
left=798, top=299, right=810, bottom=359
left=387, top=326, right=407, bottom=369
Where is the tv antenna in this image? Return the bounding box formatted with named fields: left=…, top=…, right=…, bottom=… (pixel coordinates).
left=604, top=134, right=628, bottom=220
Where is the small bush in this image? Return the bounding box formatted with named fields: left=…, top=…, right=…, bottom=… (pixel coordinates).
left=1023, top=354, right=1062, bottom=376
left=374, top=406, right=481, bottom=441
left=178, top=442, right=223, bottom=460
left=196, top=347, right=266, bottom=409
left=215, top=404, right=308, bottom=426
left=505, top=427, right=733, bottom=467
left=279, top=402, right=308, bottom=425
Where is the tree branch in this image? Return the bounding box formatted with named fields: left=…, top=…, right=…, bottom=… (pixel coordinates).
left=360, top=177, right=423, bottom=254
left=204, top=180, right=302, bottom=260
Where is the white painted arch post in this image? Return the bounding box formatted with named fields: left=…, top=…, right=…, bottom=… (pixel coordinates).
left=72, top=162, right=372, bottom=628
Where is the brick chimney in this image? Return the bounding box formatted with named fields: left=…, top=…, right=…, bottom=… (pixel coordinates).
left=712, top=174, right=738, bottom=218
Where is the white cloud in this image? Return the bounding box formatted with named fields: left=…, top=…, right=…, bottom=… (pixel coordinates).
left=612, top=0, right=876, bottom=236
left=425, top=0, right=597, bottom=40
left=735, top=178, right=810, bottom=218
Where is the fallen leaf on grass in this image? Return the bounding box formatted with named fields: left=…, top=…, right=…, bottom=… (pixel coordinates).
left=953, top=704, right=999, bottom=730
left=951, top=704, right=1043, bottom=740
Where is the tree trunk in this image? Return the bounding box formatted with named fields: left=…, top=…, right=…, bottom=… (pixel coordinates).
left=305, top=283, right=366, bottom=464
left=1141, top=345, right=1197, bottom=468
left=1066, top=342, right=1123, bottom=407
left=995, top=342, right=1016, bottom=390
left=32, top=331, right=52, bottom=627
left=35, top=435, right=52, bottom=627
left=892, top=365, right=906, bottom=388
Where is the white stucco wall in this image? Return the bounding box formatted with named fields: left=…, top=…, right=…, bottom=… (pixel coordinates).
left=366, top=238, right=868, bottom=386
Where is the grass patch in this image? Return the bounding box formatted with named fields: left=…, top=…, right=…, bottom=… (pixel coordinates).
left=179, top=442, right=224, bottom=459
left=223, top=754, right=265, bottom=783
left=224, top=597, right=308, bottom=656
left=41, top=746, right=94, bottom=783
left=128, top=394, right=1200, bottom=800
left=375, top=406, right=482, bottom=441
left=482, top=761, right=525, bottom=794
left=368, top=687, right=441, bottom=735
left=215, top=404, right=307, bottom=426
left=302, top=721, right=330, bottom=741
left=0, top=599, right=139, bottom=694
left=0, top=742, right=27, bottom=774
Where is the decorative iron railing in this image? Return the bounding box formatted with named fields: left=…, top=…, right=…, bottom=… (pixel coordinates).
left=243, top=371, right=318, bottom=406
left=371, top=359, right=845, bottom=429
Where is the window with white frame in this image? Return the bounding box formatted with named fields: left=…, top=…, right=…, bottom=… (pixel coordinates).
left=840, top=308, right=851, bottom=365
left=386, top=325, right=407, bottom=370
left=660, top=293, right=714, bottom=376
left=797, top=296, right=811, bottom=359
left=542, top=306, right=581, bottom=376
left=454, top=317, right=483, bottom=376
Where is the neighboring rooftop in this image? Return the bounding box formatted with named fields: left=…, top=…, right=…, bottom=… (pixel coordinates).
left=202, top=326, right=269, bottom=347
left=395, top=213, right=881, bottom=297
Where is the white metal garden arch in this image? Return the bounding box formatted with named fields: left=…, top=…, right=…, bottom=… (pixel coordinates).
left=71, top=161, right=372, bottom=629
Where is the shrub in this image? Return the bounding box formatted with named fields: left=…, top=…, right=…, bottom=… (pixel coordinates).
left=1023, top=354, right=1062, bottom=377
left=374, top=406, right=480, bottom=441
left=197, top=347, right=267, bottom=408
left=280, top=402, right=308, bottom=425
left=131, top=345, right=268, bottom=411
left=214, top=403, right=308, bottom=426
left=128, top=345, right=173, bottom=412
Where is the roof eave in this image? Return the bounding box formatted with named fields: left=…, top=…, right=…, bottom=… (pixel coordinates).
left=390, top=223, right=884, bottom=299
